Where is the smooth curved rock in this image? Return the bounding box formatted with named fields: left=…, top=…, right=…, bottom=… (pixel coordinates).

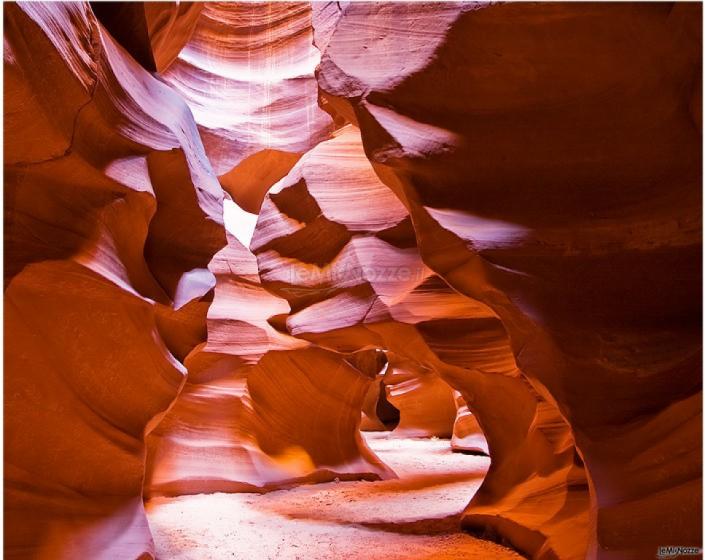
left=145, top=231, right=393, bottom=497
left=5, top=4, right=700, bottom=560
left=383, top=353, right=457, bottom=438
left=247, top=347, right=395, bottom=484
left=313, top=3, right=702, bottom=557
left=5, top=3, right=225, bottom=558
left=159, top=2, right=334, bottom=203
left=90, top=2, right=202, bottom=73
left=144, top=2, right=202, bottom=72
left=452, top=392, right=489, bottom=455
left=252, top=124, right=590, bottom=559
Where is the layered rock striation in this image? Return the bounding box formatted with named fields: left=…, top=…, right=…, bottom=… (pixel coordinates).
left=4, top=3, right=701, bottom=560
left=145, top=233, right=393, bottom=497
left=5, top=2, right=224, bottom=558
left=250, top=125, right=591, bottom=559
left=313, top=2, right=703, bottom=558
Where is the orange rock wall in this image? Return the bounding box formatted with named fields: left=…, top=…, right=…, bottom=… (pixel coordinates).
left=251, top=125, right=591, bottom=559
left=145, top=234, right=393, bottom=497
left=4, top=3, right=701, bottom=560
left=5, top=3, right=225, bottom=558
left=313, top=3, right=702, bottom=558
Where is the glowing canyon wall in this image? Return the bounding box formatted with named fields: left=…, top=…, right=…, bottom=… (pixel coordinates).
left=312, top=3, right=703, bottom=558
left=4, top=2, right=702, bottom=560
left=4, top=3, right=226, bottom=557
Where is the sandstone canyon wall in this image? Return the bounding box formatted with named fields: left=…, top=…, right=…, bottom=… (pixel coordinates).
left=144, top=232, right=393, bottom=497
left=5, top=3, right=225, bottom=558
left=141, top=2, right=393, bottom=496
left=313, top=2, right=703, bottom=559
left=4, top=3, right=702, bottom=560
left=250, top=124, right=591, bottom=559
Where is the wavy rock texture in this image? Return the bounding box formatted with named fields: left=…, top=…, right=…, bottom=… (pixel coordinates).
left=313, top=2, right=702, bottom=558
left=99, top=2, right=333, bottom=215
left=144, top=233, right=296, bottom=497
left=359, top=375, right=394, bottom=432
left=91, top=2, right=202, bottom=74
left=383, top=353, right=457, bottom=438
left=145, top=234, right=392, bottom=497
left=4, top=2, right=226, bottom=558
left=251, top=125, right=590, bottom=559
left=5, top=3, right=701, bottom=560
left=144, top=2, right=203, bottom=72
left=357, top=341, right=458, bottom=438
left=159, top=1, right=333, bottom=212
left=452, top=392, right=489, bottom=455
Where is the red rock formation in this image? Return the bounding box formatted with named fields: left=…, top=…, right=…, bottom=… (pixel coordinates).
left=90, top=2, right=202, bottom=74
left=383, top=353, right=457, bottom=438
left=5, top=3, right=225, bottom=558
left=158, top=2, right=333, bottom=210
left=252, top=124, right=591, bottom=559
left=247, top=347, right=394, bottom=484
left=452, top=392, right=489, bottom=456
left=313, top=2, right=702, bottom=558
left=145, top=234, right=392, bottom=497
left=144, top=233, right=287, bottom=497
left=356, top=347, right=461, bottom=440
left=144, top=2, right=203, bottom=72
left=5, top=3, right=701, bottom=560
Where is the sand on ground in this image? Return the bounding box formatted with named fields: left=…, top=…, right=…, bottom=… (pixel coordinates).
left=146, top=432, right=524, bottom=559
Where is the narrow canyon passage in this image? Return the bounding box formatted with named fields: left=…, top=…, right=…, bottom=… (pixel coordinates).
left=146, top=434, right=522, bottom=560
left=4, top=3, right=701, bottom=560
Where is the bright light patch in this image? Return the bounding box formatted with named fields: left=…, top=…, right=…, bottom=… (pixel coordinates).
left=223, top=198, right=258, bottom=247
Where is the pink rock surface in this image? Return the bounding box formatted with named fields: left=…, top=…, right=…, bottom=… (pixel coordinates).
left=159, top=2, right=334, bottom=199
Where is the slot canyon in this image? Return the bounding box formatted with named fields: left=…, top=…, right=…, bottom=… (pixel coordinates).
left=3, top=2, right=702, bottom=560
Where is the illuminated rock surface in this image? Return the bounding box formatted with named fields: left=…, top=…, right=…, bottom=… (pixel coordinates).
left=251, top=123, right=591, bottom=560
left=452, top=392, right=489, bottom=456
left=313, top=3, right=702, bottom=558
left=5, top=3, right=225, bottom=558
left=4, top=2, right=701, bottom=560
left=159, top=2, right=333, bottom=198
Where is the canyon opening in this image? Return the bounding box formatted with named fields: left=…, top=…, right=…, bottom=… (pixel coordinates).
left=3, top=2, right=703, bottom=560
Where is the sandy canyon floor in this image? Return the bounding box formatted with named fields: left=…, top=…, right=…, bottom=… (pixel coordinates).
left=146, top=433, right=524, bottom=559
